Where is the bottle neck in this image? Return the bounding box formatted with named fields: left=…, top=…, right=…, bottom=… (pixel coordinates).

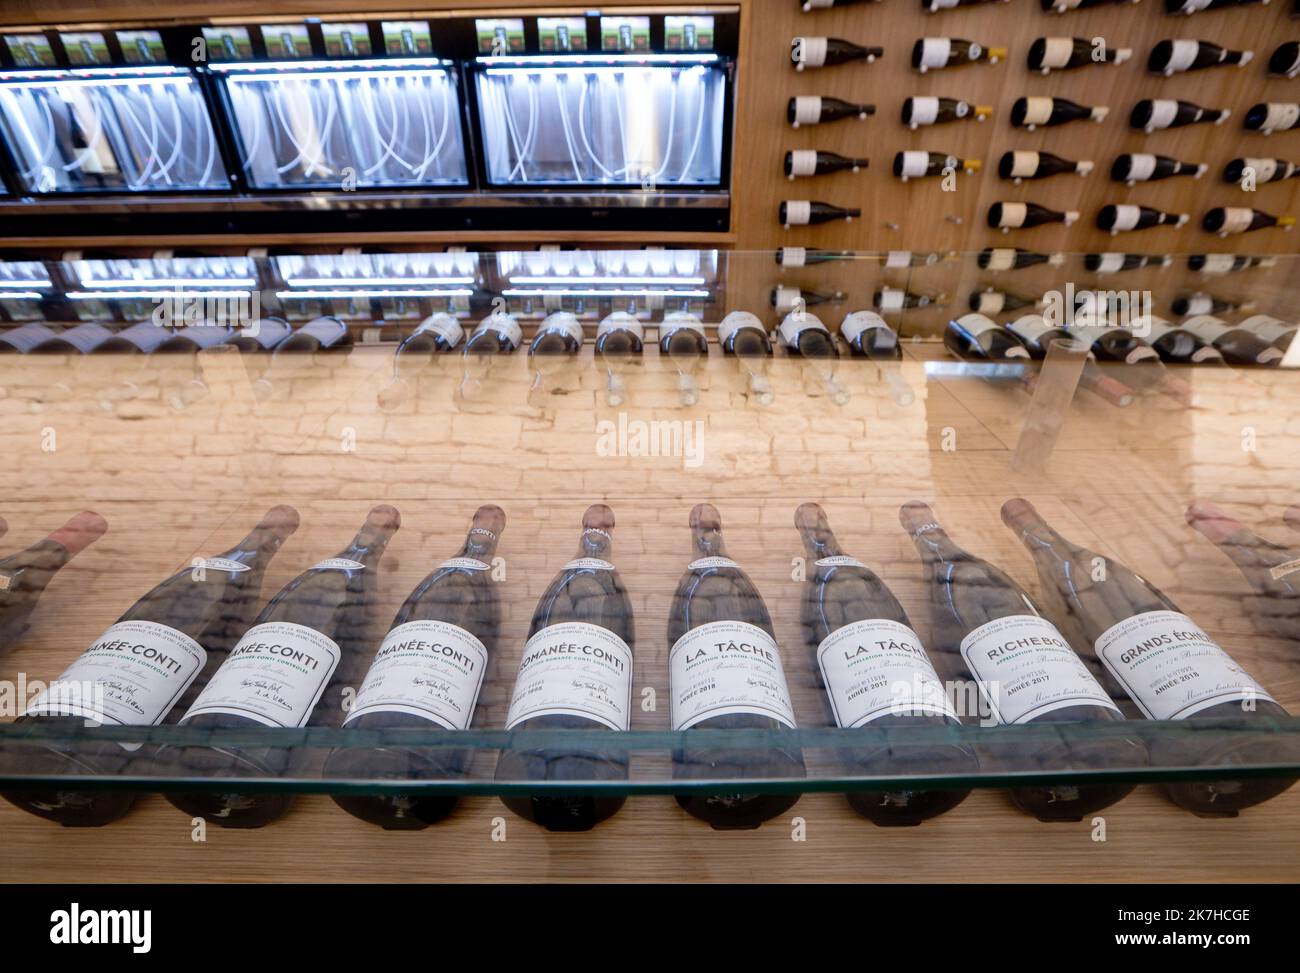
left=798, top=523, right=843, bottom=559
left=692, top=525, right=727, bottom=558
left=462, top=527, right=500, bottom=562
left=576, top=527, right=614, bottom=559
left=907, top=522, right=966, bottom=564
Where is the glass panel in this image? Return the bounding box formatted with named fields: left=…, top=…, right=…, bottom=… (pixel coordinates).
left=217, top=61, right=468, bottom=189
left=475, top=61, right=727, bottom=186
left=0, top=67, right=226, bottom=193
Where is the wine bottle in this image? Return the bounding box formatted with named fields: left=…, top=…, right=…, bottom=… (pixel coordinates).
left=400, top=312, right=464, bottom=355
left=999, top=151, right=1093, bottom=184
left=924, top=0, right=1009, bottom=9
left=1084, top=252, right=1171, bottom=273
left=1112, top=154, right=1207, bottom=186
left=497, top=505, right=634, bottom=831
left=1004, top=315, right=1140, bottom=405
left=884, top=250, right=945, bottom=268
left=1046, top=0, right=1142, bottom=10
left=969, top=289, right=1040, bottom=314
left=784, top=150, right=868, bottom=180
left=838, top=310, right=902, bottom=358
left=670, top=504, right=805, bottom=829
left=912, top=37, right=1007, bottom=73
left=787, top=95, right=874, bottom=127
left=1097, top=204, right=1189, bottom=233
left=3, top=507, right=299, bottom=826
left=166, top=506, right=399, bottom=828
left=791, top=36, right=882, bottom=70
left=874, top=287, right=947, bottom=311
left=772, top=285, right=846, bottom=314
left=802, top=0, right=879, bottom=7
left=902, top=96, right=991, bottom=129
left=1143, top=315, right=1226, bottom=364
left=1179, top=315, right=1283, bottom=364
left=977, top=247, right=1065, bottom=270
left=902, top=501, right=1139, bottom=821
left=595, top=311, right=644, bottom=407
left=718, top=311, right=775, bottom=405
left=1131, top=99, right=1229, bottom=132
left=527, top=311, right=583, bottom=403
left=1071, top=313, right=1162, bottom=366
left=1011, top=96, right=1108, bottom=130
left=1239, top=314, right=1298, bottom=354
left=1268, top=41, right=1300, bottom=78
left=1170, top=294, right=1252, bottom=317
left=230, top=316, right=293, bottom=353
left=1029, top=37, right=1132, bottom=73
left=1245, top=102, right=1300, bottom=134
left=1187, top=501, right=1300, bottom=644
left=1188, top=253, right=1277, bottom=274
left=275, top=314, right=350, bottom=352
left=893, top=151, right=980, bottom=181
left=1167, top=0, right=1267, bottom=12
left=945, top=313, right=1031, bottom=361
left=1224, top=157, right=1300, bottom=185
left=1148, top=39, right=1253, bottom=75
left=796, top=503, right=974, bottom=825
left=0, top=512, right=107, bottom=649
left=780, top=200, right=861, bottom=227
left=1203, top=207, right=1296, bottom=236
left=1002, top=498, right=1294, bottom=817
left=777, top=310, right=850, bottom=403
left=463, top=309, right=522, bottom=355
left=988, top=202, right=1079, bottom=231
left=775, top=247, right=856, bottom=267
left=323, top=506, right=504, bottom=830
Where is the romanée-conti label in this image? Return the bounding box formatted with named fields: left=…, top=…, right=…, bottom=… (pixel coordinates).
left=1094, top=610, right=1274, bottom=720
left=440, top=557, right=489, bottom=571
left=504, top=621, right=633, bottom=731
left=818, top=618, right=957, bottom=727
left=564, top=558, right=615, bottom=571
left=312, top=557, right=365, bottom=571
left=688, top=556, right=739, bottom=571
left=200, top=557, right=250, bottom=573
left=25, top=620, right=207, bottom=725
left=960, top=614, right=1119, bottom=724
left=1270, top=557, right=1300, bottom=581
left=815, top=555, right=867, bottom=569
left=669, top=620, right=797, bottom=730
left=183, top=621, right=341, bottom=728
left=344, top=619, right=488, bottom=729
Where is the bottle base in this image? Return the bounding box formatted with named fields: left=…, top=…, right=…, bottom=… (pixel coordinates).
left=499, top=794, right=626, bottom=832
left=674, top=791, right=802, bottom=830
left=846, top=787, right=971, bottom=826
left=1163, top=776, right=1297, bottom=817
left=1008, top=782, right=1136, bottom=822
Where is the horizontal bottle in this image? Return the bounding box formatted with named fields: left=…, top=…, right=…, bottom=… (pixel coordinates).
left=1046, top=0, right=1142, bottom=10
left=660, top=310, right=709, bottom=406
left=771, top=284, right=846, bottom=314
left=1167, top=0, right=1267, bottom=11
left=1170, top=293, right=1253, bottom=317
left=1005, top=315, right=1140, bottom=406
left=775, top=247, right=855, bottom=267
left=275, top=314, right=349, bottom=353
left=883, top=250, right=945, bottom=267
left=1244, top=102, right=1300, bottom=134
left=911, top=37, right=1007, bottom=72
left=838, top=310, right=902, bottom=358
left=780, top=200, right=861, bottom=227
left=1180, top=314, right=1283, bottom=364
left=999, top=150, right=1093, bottom=183
left=801, top=0, right=880, bottom=7
left=874, top=287, right=947, bottom=311
left=1269, top=41, right=1300, bottom=77
left=1111, top=154, right=1206, bottom=186
left=777, top=311, right=850, bottom=402
left=902, top=96, right=991, bottom=128
left=945, top=312, right=1031, bottom=361
left=1202, top=207, right=1296, bottom=236
left=893, top=151, right=979, bottom=181
left=1188, top=253, right=1277, bottom=274
left=1239, top=314, right=1298, bottom=353
left=1224, top=157, right=1300, bottom=185
left=1084, top=252, right=1171, bottom=273
left=1029, top=37, right=1132, bottom=73
left=924, top=0, right=1010, bottom=8
left=1012, top=96, right=1108, bottom=130
left=1143, top=315, right=1226, bottom=364
left=791, top=36, right=882, bottom=70
left=463, top=310, right=522, bottom=355
left=788, top=95, right=874, bottom=127
left=988, top=201, right=1079, bottom=231
left=595, top=311, right=644, bottom=406
left=1097, top=204, right=1189, bottom=233
left=1149, top=39, right=1253, bottom=75
left=1131, top=99, right=1229, bottom=132
left=978, top=247, right=1065, bottom=270
left=718, top=311, right=775, bottom=405
left=784, top=149, right=868, bottom=180
left=0, top=512, right=107, bottom=648
left=969, top=289, right=1042, bottom=315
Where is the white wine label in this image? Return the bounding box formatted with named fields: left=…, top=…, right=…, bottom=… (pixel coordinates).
left=1094, top=610, right=1274, bottom=720
left=1166, top=39, right=1200, bottom=73
left=25, top=620, right=207, bottom=726
left=200, top=557, right=250, bottom=573
left=1197, top=254, right=1235, bottom=274
left=1008, top=152, right=1038, bottom=179
left=778, top=311, right=828, bottom=346
left=483, top=313, right=522, bottom=346
left=1094, top=253, right=1125, bottom=274
left=954, top=312, right=1001, bottom=337
left=877, top=288, right=906, bottom=311
left=542, top=312, right=584, bottom=345
left=312, top=557, right=365, bottom=571
left=344, top=618, right=488, bottom=729
left=974, top=291, right=1007, bottom=315
left=1147, top=100, right=1179, bottom=130
left=597, top=312, right=644, bottom=343
left=1217, top=208, right=1255, bottom=235
left=898, top=151, right=930, bottom=178
left=183, top=621, right=341, bottom=728
left=787, top=149, right=819, bottom=177
left=1109, top=205, right=1142, bottom=231
left=909, top=96, right=939, bottom=126
left=1246, top=158, right=1279, bottom=183
left=783, top=199, right=812, bottom=224
left=929, top=0, right=961, bottom=7
left=818, top=619, right=957, bottom=727
left=1262, top=103, right=1300, bottom=133
left=777, top=247, right=807, bottom=268
left=1008, top=314, right=1052, bottom=343
left=1242, top=315, right=1295, bottom=344
left=997, top=202, right=1028, bottom=228
left=1270, top=557, right=1300, bottom=581
left=688, top=556, right=740, bottom=571
left=960, top=614, right=1119, bottom=724
left=1181, top=315, right=1231, bottom=344
left=983, top=249, right=1015, bottom=271
left=1125, top=154, right=1158, bottom=182
left=670, top=620, right=797, bottom=730
left=884, top=251, right=913, bottom=268
left=793, top=36, right=828, bottom=68
left=718, top=310, right=766, bottom=345
left=1181, top=296, right=1213, bottom=317
left=664, top=312, right=706, bottom=336
left=791, top=96, right=822, bottom=126
left=439, top=557, right=490, bottom=571
left=772, top=285, right=802, bottom=311
left=564, top=557, right=615, bottom=571
left=918, top=38, right=951, bottom=70
left=504, top=621, right=633, bottom=731
left=1041, top=37, right=1074, bottom=69
left=815, top=555, right=868, bottom=569
left=1021, top=97, right=1054, bottom=126
left=839, top=311, right=888, bottom=344
left=417, top=312, right=464, bottom=348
